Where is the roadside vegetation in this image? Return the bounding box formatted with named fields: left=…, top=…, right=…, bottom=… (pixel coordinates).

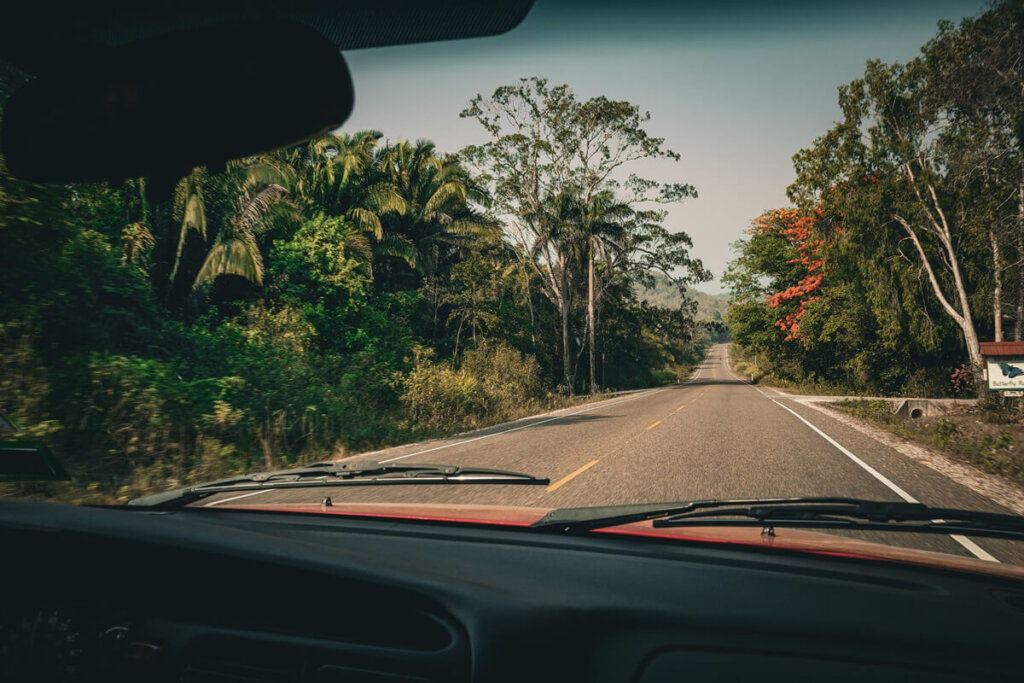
left=0, top=77, right=710, bottom=503
left=726, top=3, right=1023, bottom=399
left=833, top=399, right=1024, bottom=488
left=729, top=345, right=866, bottom=396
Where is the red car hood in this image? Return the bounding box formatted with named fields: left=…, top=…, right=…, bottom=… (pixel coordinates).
left=233, top=501, right=1024, bottom=582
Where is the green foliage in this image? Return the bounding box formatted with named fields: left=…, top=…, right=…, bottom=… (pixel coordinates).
left=401, top=343, right=546, bottom=433
left=836, top=399, right=897, bottom=425
left=934, top=417, right=958, bottom=446
left=727, top=2, right=1024, bottom=398
left=0, top=87, right=707, bottom=502
left=835, top=398, right=1024, bottom=487
left=460, top=77, right=709, bottom=392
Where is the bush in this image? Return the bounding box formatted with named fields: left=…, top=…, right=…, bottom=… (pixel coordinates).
left=460, top=342, right=545, bottom=419
left=401, top=342, right=546, bottom=433
left=733, top=360, right=765, bottom=383
left=933, top=417, right=958, bottom=446
left=401, top=349, right=483, bottom=432
left=649, top=369, right=677, bottom=386
left=835, top=399, right=901, bottom=428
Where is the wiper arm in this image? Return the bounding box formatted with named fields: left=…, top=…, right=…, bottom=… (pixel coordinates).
left=530, top=497, right=841, bottom=532
left=532, top=496, right=1024, bottom=543
left=130, top=461, right=549, bottom=509
left=653, top=498, right=1024, bottom=543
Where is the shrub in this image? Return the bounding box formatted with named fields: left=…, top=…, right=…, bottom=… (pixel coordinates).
left=460, top=342, right=545, bottom=420
left=934, top=417, right=958, bottom=446
left=401, top=342, right=546, bottom=432
left=838, top=399, right=896, bottom=425
left=950, top=363, right=975, bottom=397
left=401, top=348, right=483, bottom=432
left=649, top=369, right=677, bottom=386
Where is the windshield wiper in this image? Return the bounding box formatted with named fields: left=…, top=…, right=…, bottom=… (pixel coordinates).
left=129, top=461, right=549, bottom=509
left=532, top=497, right=1024, bottom=543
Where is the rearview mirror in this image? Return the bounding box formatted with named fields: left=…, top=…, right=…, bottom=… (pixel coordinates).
left=1, top=19, right=354, bottom=185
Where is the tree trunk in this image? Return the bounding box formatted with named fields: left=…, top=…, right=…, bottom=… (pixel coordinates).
left=257, top=427, right=274, bottom=471
left=587, top=249, right=597, bottom=394
left=947, top=237, right=984, bottom=372
left=895, top=214, right=983, bottom=371
left=991, top=230, right=1003, bottom=342
left=524, top=272, right=537, bottom=347
left=1017, top=179, right=1024, bottom=341
left=561, top=295, right=572, bottom=394
left=453, top=316, right=463, bottom=359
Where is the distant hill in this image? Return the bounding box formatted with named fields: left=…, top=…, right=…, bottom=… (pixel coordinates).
left=635, top=274, right=729, bottom=321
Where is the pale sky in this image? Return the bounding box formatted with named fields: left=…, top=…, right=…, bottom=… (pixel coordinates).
left=339, top=0, right=984, bottom=293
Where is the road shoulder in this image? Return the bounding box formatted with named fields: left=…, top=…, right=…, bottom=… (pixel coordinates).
left=794, top=399, right=1024, bottom=516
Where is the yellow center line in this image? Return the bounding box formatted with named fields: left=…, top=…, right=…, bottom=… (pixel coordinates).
left=676, top=404, right=686, bottom=411
left=546, top=459, right=599, bottom=492
left=646, top=420, right=663, bottom=430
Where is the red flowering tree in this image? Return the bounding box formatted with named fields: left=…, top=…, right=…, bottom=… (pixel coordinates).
left=752, top=207, right=837, bottom=341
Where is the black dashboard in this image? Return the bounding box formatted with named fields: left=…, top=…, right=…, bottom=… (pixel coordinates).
left=2, top=500, right=1023, bottom=682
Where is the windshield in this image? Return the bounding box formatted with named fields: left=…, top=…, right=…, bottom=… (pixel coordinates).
left=4, top=0, right=1024, bottom=569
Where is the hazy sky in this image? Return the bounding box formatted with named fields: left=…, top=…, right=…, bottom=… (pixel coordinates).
left=340, top=0, right=984, bottom=293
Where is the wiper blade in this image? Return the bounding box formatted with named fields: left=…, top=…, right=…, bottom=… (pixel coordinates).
left=130, top=461, right=548, bottom=509
left=532, top=497, right=1024, bottom=543
left=653, top=498, right=1024, bottom=543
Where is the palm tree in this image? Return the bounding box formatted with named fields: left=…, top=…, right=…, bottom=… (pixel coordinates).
left=168, top=160, right=296, bottom=297
left=373, top=140, right=499, bottom=286
left=521, top=187, right=632, bottom=393
left=279, top=132, right=405, bottom=275
left=578, top=190, right=632, bottom=393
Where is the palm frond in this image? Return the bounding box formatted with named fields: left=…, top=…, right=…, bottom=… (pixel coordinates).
left=170, top=189, right=207, bottom=283
left=347, top=207, right=384, bottom=239
left=192, top=236, right=264, bottom=292
left=423, top=180, right=467, bottom=215
left=375, top=232, right=419, bottom=270
left=342, top=231, right=374, bottom=263
left=183, top=192, right=207, bottom=238
left=441, top=217, right=501, bottom=238
left=364, top=182, right=406, bottom=215
left=243, top=161, right=296, bottom=193
left=235, top=184, right=289, bottom=234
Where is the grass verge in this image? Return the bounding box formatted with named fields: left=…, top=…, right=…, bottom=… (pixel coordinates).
left=831, top=399, right=1024, bottom=489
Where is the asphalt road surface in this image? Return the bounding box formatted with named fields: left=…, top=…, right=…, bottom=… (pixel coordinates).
left=203, top=344, right=1024, bottom=565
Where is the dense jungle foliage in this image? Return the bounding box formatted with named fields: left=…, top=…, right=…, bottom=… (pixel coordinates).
left=0, top=78, right=710, bottom=501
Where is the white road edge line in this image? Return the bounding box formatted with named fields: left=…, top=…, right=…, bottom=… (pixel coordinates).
left=722, top=346, right=999, bottom=563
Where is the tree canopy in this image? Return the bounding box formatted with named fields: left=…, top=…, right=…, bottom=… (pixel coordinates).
left=727, top=1, right=1023, bottom=396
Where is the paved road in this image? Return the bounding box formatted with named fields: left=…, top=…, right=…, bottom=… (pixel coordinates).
left=205, top=344, right=1024, bottom=564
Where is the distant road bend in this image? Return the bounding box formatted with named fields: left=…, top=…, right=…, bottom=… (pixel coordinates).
left=205, top=344, right=1024, bottom=564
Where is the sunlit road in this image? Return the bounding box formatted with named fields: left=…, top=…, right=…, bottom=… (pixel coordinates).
left=204, top=344, right=1024, bottom=564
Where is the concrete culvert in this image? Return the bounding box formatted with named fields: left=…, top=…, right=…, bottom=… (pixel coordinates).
left=892, top=399, right=948, bottom=419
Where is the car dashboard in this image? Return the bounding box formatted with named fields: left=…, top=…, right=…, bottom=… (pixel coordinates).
left=2, top=500, right=1023, bottom=682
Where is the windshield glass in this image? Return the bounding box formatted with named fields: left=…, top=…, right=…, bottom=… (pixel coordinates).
left=4, top=0, right=1024, bottom=569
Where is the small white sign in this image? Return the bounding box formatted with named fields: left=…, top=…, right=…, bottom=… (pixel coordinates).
left=986, top=356, right=1024, bottom=390
left=1004, top=391, right=1024, bottom=397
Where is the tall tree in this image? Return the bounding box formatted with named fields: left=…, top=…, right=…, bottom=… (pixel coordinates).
left=374, top=140, right=499, bottom=286
left=792, top=59, right=988, bottom=370
left=460, top=77, right=702, bottom=392
left=922, top=4, right=1024, bottom=340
